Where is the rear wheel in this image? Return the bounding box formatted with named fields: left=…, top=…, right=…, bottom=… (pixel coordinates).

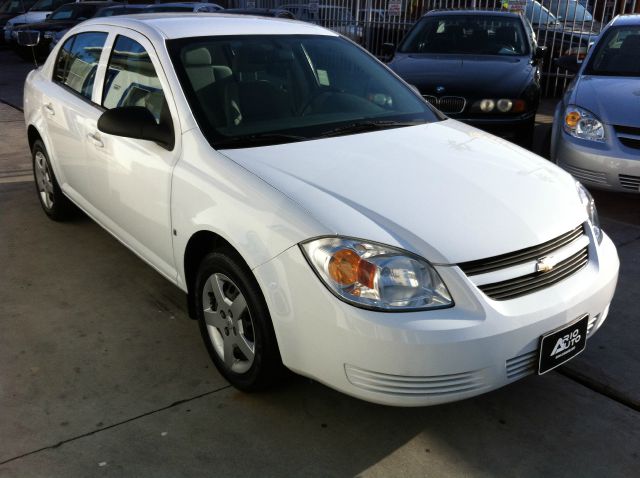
left=32, top=139, right=75, bottom=221
left=194, top=250, right=285, bottom=391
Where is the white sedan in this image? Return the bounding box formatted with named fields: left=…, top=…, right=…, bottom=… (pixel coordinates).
left=23, top=13, right=619, bottom=406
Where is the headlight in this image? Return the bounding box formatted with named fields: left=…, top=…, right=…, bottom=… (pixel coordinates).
left=300, top=237, right=453, bottom=311
left=576, top=182, right=602, bottom=244
left=564, top=106, right=605, bottom=141
left=479, top=99, right=495, bottom=112
left=475, top=98, right=526, bottom=113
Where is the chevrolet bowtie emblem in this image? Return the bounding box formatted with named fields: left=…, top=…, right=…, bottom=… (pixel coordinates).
left=536, top=256, right=555, bottom=273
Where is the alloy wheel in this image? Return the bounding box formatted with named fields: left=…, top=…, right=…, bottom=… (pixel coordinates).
left=202, top=273, right=256, bottom=374
left=34, top=151, right=54, bottom=209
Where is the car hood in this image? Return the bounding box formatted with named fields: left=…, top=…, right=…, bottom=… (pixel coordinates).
left=6, top=11, right=47, bottom=25
left=388, top=54, right=533, bottom=97
left=574, top=76, right=640, bottom=126
left=221, top=120, right=585, bottom=264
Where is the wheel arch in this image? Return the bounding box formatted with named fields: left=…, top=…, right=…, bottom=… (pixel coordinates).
left=183, top=229, right=248, bottom=319
left=27, top=124, right=43, bottom=153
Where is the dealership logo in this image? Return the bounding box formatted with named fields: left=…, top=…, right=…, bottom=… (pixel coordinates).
left=550, top=329, right=582, bottom=358
left=536, top=255, right=555, bottom=273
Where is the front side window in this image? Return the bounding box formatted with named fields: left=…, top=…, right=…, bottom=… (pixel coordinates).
left=168, top=34, right=440, bottom=149
left=0, top=0, right=36, bottom=14
left=103, top=35, right=166, bottom=123
left=399, top=15, right=529, bottom=56
left=53, top=31, right=107, bottom=100
left=585, top=26, right=640, bottom=77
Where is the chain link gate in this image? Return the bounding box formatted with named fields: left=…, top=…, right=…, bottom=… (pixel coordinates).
left=225, top=0, right=639, bottom=95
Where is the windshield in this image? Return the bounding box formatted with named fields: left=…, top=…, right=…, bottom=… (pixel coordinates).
left=585, top=26, right=640, bottom=77
left=0, top=0, right=36, bottom=14
left=30, top=0, right=64, bottom=12
left=399, top=15, right=529, bottom=56
left=548, top=0, right=593, bottom=22
left=49, top=3, right=97, bottom=20
left=524, top=1, right=559, bottom=26
left=168, top=35, right=439, bottom=149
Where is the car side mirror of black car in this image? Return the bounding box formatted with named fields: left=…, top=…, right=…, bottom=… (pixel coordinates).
left=555, top=55, right=581, bottom=74
left=98, top=106, right=174, bottom=150
left=534, top=46, right=547, bottom=62
left=381, top=42, right=395, bottom=60
left=15, top=30, right=40, bottom=47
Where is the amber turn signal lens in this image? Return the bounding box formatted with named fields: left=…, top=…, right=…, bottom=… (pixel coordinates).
left=328, top=249, right=378, bottom=288
left=565, top=111, right=581, bottom=128
left=328, top=249, right=360, bottom=285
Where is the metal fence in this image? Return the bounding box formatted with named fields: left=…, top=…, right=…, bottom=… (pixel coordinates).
left=227, top=0, right=639, bottom=95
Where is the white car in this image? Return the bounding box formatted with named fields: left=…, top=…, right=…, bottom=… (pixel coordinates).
left=23, top=13, right=619, bottom=406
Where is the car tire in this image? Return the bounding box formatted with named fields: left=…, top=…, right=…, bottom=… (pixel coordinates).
left=32, top=139, right=75, bottom=221
left=194, top=250, right=286, bottom=391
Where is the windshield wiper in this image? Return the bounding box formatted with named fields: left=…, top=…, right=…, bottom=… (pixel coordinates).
left=215, top=132, right=307, bottom=149
left=317, top=120, right=424, bottom=139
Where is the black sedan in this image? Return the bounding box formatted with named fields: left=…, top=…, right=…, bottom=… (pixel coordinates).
left=387, top=10, right=546, bottom=147
left=12, top=1, right=120, bottom=58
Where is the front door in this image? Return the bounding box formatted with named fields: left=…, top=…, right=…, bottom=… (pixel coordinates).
left=84, top=30, right=180, bottom=280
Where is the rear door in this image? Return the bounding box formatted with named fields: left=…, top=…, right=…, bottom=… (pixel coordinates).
left=40, top=30, right=108, bottom=202
left=84, top=29, right=180, bottom=280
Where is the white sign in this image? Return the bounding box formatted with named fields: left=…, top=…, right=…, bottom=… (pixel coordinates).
left=246, top=1, right=256, bottom=8
left=309, top=1, right=319, bottom=14
left=388, top=0, right=402, bottom=17
left=503, top=0, right=526, bottom=13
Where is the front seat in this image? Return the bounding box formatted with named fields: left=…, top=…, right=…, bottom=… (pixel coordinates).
left=223, top=43, right=294, bottom=126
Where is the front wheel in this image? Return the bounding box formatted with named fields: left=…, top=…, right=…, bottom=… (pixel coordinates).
left=194, top=250, right=285, bottom=391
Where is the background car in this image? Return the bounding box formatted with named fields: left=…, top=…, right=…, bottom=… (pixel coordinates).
left=144, top=2, right=223, bottom=13
left=223, top=7, right=296, bottom=19
left=3, top=0, right=74, bottom=44
left=0, top=0, right=38, bottom=43
left=387, top=10, right=546, bottom=147
left=551, top=14, right=640, bottom=193
left=12, top=1, right=120, bottom=58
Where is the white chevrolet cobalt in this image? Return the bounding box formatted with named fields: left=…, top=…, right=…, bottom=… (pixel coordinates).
left=23, top=14, right=619, bottom=406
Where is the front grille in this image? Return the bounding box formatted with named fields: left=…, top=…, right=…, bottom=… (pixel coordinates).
left=423, top=95, right=466, bottom=114
left=478, top=246, right=588, bottom=300
left=459, top=225, right=584, bottom=276
left=614, top=124, right=640, bottom=150
left=345, top=364, right=484, bottom=397
left=459, top=225, right=589, bottom=301
left=562, top=164, right=608, bottom=185
left=619, top=174, right=640, bottom=191
left=506, top=350, right=537, bottom=380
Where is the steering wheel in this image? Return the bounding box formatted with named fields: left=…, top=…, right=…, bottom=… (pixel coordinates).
left=300, top=87, right=343, bottom=116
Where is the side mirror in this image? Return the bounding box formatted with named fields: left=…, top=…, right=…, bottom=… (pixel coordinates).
left=534, top=46, right=547, bottom=61
left=382, top=42, right=396, bottom=58
left=98, top=106, right=174, bottom=150
left=555, top=55, right=581, bottom=74
left=16, top=30, right=40, bottom=47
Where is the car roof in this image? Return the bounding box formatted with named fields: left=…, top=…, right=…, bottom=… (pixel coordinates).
left=424, top=9, right=521, bottom=18
left=610, top=14, right=640, bottom=26
left=79, top=13, right=336, bottom=39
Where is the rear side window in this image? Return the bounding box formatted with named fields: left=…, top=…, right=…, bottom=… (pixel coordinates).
left=53, top=32, right=108, bottom=101
left=102, top=35, right=166, bottom=123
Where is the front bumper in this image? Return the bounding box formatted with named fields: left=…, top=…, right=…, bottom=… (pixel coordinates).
left=254, top=233, right=619, bottom=406
left=555, top=128, right=640, bottom=193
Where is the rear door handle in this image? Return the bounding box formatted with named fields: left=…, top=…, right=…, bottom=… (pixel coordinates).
left=44, top=104, right=55, bottom=116
left=87, top=132, right=104, bottom=149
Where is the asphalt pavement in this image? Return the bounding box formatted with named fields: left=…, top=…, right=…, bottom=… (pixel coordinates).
left=1, top=46, right=639, bottom=477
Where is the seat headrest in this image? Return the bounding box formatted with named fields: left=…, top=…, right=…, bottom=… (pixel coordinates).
left=184, top=47, right=212, bottom=67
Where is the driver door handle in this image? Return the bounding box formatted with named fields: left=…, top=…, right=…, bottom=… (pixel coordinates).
left=87, top=132, right=104, bottom=149
left=44, top=103, right=55, bottom=116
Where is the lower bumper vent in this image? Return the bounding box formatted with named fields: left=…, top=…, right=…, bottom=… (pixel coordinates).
left=345, top=364, right=484, bottom=397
